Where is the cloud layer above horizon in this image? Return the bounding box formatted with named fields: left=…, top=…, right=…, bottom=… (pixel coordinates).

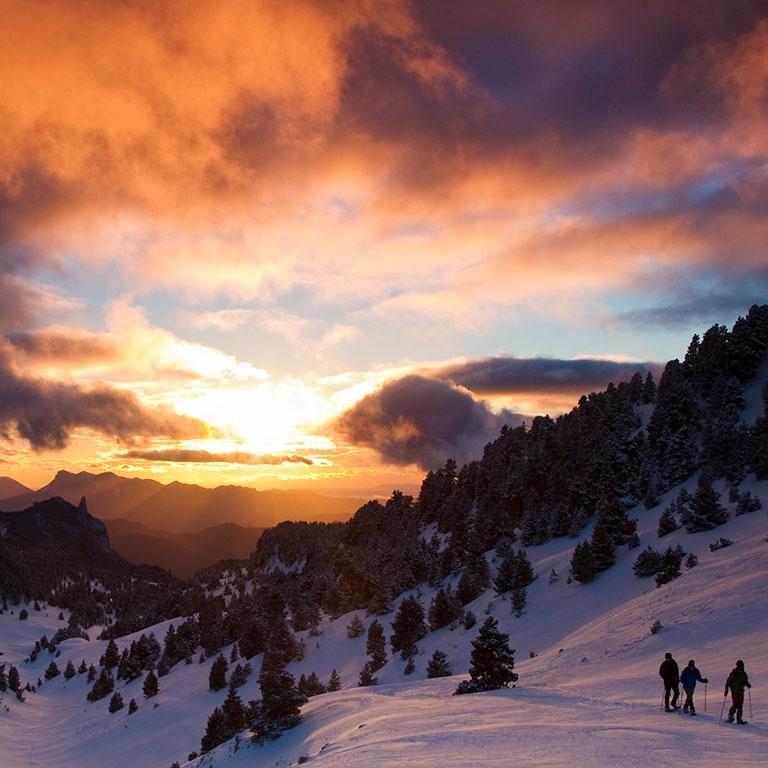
left=0, top=1, right=766, bottom=485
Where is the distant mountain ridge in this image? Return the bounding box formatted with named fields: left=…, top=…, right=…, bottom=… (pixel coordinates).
left=0, top=496, right=124, bottom=572
left=0, top=470, right=362, bottom=532
left=103, top=518, right=265, bottom=577
left=0, top=476, right=32, bottom=501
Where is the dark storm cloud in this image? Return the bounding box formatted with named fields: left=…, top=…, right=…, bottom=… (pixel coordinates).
left=0, top=347, right=209, bottom=450
left=6, top=329, right=118, bottom=362
left=122, top=449, right=313, bottom=466
left=434, top=357, right=659, bottom=396
left=332, top=374, right=523, bottom=470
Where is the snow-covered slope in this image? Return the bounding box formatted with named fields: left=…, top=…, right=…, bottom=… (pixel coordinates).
left=2, top=478, right=767, bottom=768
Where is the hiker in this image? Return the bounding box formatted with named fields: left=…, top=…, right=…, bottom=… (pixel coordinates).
left=680, top=659, right=708, bottom=715
left=659, top=652, right=680, bottom=711
left=725, top=660, right=751, bottom=723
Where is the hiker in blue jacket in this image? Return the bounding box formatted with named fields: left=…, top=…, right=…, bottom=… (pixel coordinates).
left=680, top=659, right=708, bottom=715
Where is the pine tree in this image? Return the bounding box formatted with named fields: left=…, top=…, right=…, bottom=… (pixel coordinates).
left=570, top=540, right=596, bottom=583
left=390, top=596, right=427, bottom=660
left=633, top=546, right=663, bottom=577
left=86, top=669, right=114, bottom=702
left=589, top=521, right=616, bottom=573
left=682, top=473, right=728, bottom=531
left=209, top=654, right=228, bottom=692
left=657, top=506, right=678, bottom=537
left=44, top=661, right=60, bottom=680
left=511, top=586, right=527, bottom=617
left=143, top=669, right=159, bottom=698
left=426, top=649, right=452, bottom=678
left=0, top=666, right=7, bottom=692
left=128, top=698, right=138, bottom=714
left=327, top=669, right=342, bottom=692
left=87, top=664, right=96, bottom=682
left=200, top=706, right=227, bottom=753
left=428, top=587, right=461, bottom=630
left=454, top=617, right=517, bottom=694
left=63, top=660, right=76, bottom=679
left=251, top=649, right=306, bottom=743
left=108, top=692, right=124, bottom=713
left=229, top=643, right=239, bottom=663
left=346, top=615, right=365, bottom=638
left=101, top=638, right=119, bottom=670
left=366, top=620, right=387, bottom=672
left=655, top=545, right=685, bottom=587
left=221, top=687, right=246, bottom=735
left=358, top=664, right=377, bottom=687
left=77, top=660, right=88, bottom=674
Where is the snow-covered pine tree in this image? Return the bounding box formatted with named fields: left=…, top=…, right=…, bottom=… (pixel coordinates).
left=63, top=660, right=76, bottom=679
left=128, top=698, right=138, bottom=714
left=426, top=649, right=452, bottom=678
left=454, top=617, right=517, bottom=694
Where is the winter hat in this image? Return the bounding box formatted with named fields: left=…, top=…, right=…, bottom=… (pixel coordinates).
left=736, top=660, right=745, bottom=669
left=687, top=660, right=695, bottom=667
left=665, top=652, right=672, bottom=659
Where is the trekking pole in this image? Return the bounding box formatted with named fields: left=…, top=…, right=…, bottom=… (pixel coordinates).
left=748, top=688, right=753, bottom=719
left=719, top=694, right=727, bottom=723
left=661, top=690, right=665, bottom=711
left=704, top=682, right=707, bottom=714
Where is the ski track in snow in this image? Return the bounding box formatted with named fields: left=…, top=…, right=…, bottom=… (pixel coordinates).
left=1, top=477, right=767, bottom=767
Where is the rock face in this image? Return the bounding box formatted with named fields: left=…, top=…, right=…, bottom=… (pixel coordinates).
left=0, top=495, right=120, bottom=568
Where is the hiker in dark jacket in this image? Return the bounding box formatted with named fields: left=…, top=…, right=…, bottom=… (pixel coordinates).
left=725, top=660, right=751, bottom=723
left=659, top=652, right=680, bottom=711
left=680, top=660, right=708, bottom=714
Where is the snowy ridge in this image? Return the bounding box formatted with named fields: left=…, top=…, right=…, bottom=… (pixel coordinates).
left=1, top=478, right=767, bottom=767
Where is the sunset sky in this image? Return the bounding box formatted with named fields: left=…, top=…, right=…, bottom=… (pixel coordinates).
left=1, top=0, right=767, bottom=492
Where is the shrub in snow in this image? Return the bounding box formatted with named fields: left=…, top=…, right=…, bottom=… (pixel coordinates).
left=650, top=620, right=663, bottom=635
left=685, top=553, right=698, bottom=569
left=454, top=617, right=517, bottom=695
left=19, top=608, right=29, bottom=620
left=709, top=537, right=733, bottom=552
